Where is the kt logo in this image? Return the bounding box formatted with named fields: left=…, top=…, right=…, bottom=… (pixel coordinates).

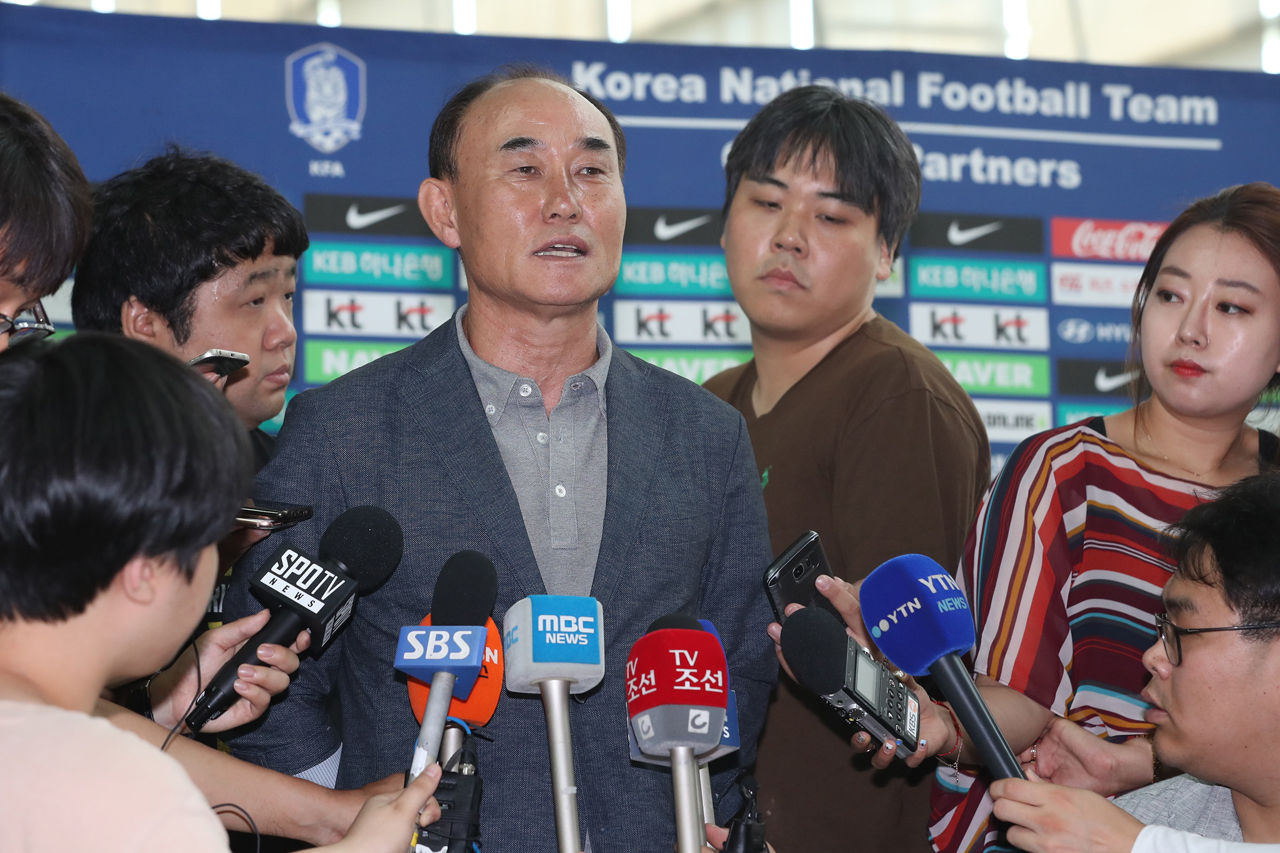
left=930, top=309, right=964, bottom=341
left=396, top=299, right=434, bottom=332
left=995, top=312, right=1028, bottom=344
left=635, top=307, right=672, bottom=339
left=326, top=297, right=363, bottom=329
left=702, top=308, right=739, bottom=340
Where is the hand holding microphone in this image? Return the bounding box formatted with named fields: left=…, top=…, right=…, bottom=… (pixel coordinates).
left=502, top=595, right=605, bottom=853
left=859, top=553, right=1025, bottom=780
left=186, top=505, right=404, bottom=732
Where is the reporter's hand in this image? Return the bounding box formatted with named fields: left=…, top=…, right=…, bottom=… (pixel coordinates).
left=148, top=609, right=311, bottom=733
left=1021, top=716, right=1154, bottom=796
left=765, top=574, right=872, bottom=681
left=321, top=764, right=443, bottom=853
left=990, top=777, right=1143, bottom=853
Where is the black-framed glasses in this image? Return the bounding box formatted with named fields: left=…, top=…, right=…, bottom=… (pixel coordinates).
left=1155, top=611, right=1280, bottom=666
left=0, top=301, right=55, bottom=346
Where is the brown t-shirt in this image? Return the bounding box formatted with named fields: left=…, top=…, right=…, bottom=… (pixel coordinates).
left=704, top=315, right=990, bottom=853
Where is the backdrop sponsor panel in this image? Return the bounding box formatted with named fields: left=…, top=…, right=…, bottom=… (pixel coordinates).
left=6, top=3, right=1280, bottom=461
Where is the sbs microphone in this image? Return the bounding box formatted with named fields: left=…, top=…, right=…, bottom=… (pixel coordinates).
left=626, top=613, right=730, bottom=853
left=186, top=505, right=402, bottom=731
left=859, top=553, right=1025, bottom=780
left=395, top=550, right=497, bottom=782
left=502, top=595, right=605, bottom=853
left=406, top=615, right=505, bottom=729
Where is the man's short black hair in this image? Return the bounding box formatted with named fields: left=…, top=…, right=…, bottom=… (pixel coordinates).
left=71, top=147, right=308, bottom=343
left=428, top=64, right=627, bottom=181
left=0, top=334, right=252, bottom=623
left=1169, top=472, right=1280, bottom=638
left=0, top=90, right=92, bottom=298
left=723, top=85, right=921, bottom=258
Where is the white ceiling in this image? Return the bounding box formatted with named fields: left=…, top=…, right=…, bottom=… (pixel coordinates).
left=8, top=0, right=1280, bottom=73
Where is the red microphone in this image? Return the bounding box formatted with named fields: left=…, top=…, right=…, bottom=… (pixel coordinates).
left=626, top=614, right=729, bottom=853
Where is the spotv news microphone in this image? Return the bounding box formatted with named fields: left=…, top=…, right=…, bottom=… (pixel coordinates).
left=626, top=613, right=730, bottom=853
left=394, top=550, right=498, bottom=783
left=502, top=595, right=605, bottom=853
left=186, top=505, right=403, bottom=731
left=778, top=605, right=919, bottom=757
left=859, top=553, right=1025, bottom=780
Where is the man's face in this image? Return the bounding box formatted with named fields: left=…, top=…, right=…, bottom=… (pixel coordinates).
left=151, top=251, right=297, bottom=429
left=721, top=152, right=892, bottom=345
left=1142, top=564, right=1280, bottom=785
left=0, top=274, right=42, bottom=355
left=421, top=78, right=626, bottom=320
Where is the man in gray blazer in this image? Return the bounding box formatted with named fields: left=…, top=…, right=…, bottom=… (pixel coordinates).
left=224, top=67, right=777, bottom=852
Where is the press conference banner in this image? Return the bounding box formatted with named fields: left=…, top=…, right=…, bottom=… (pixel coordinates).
left=6, top=4, right=1279, bottom=464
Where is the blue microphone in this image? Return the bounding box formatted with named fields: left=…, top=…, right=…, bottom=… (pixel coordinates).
left=860, top=553, right=1024, bottom=780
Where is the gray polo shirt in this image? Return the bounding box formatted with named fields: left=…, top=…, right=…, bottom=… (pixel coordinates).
left=455, top=307, right=610, bottom=597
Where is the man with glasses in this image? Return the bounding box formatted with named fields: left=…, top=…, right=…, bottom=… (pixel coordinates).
left=988, top=471, right=1280, bottom=851
left=0, top=91, right=92, bottom=351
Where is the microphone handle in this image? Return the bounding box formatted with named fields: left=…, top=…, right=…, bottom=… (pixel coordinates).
left=697, top=763, right=714, bottom=836
left=929, top=654, right=1025, bottom=780
left=186, top=607, right=303, bottom=731
left=671, top=745, right=704, bottom=853
left=539, top=678, right=582, bottom=853
left=410, top=670, right=456, bottom=782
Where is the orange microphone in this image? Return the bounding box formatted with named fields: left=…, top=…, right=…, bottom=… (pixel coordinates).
left=407, top=613, right=504, bottom=727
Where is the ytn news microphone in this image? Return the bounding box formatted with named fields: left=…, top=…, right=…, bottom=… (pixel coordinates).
left=186, top=505, right=403, bottom=731
left=859, top=553, right=1025, bottom=780
left=394, top=550, right=498, bottom=782
left=626, top=614, right=730, bottom=853
left=502, top=595, right=605, bottom=853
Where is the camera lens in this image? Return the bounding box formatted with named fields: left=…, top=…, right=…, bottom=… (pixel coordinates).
left=792, top=563, right=805, bottom=580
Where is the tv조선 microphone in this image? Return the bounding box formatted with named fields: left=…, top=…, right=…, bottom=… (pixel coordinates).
left=186, top=505, right=403, bottom=731
left=502, top=595, right=605, bottom=853
left=627, top=613, right=730, bottom=853
left=859, top=553, right=1025, bottom=780
left=395, top=550, right=498, bottom=783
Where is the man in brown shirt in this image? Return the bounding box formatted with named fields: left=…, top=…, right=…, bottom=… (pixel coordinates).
left=704, top=85, right=990, bottom=853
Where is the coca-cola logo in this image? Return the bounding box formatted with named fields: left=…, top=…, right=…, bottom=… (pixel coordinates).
left=1051, top=217, right=1167, bottom=261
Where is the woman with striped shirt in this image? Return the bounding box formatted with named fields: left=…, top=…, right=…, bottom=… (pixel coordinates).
left=921, top=183, right=1280, bottom=853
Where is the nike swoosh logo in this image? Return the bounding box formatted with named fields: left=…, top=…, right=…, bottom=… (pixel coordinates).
left=345, top=203, right=407, bottom=230
left=947, top=220, right=1004, bottom=246
left=654, top=214, right=713, bottom=241
left=1094, top=368, right=1140, bottom=393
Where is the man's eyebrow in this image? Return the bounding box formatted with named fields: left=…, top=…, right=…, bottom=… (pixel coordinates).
left=579, top=135, right=613, bottom=154
left=243, top=261, right=298, bottom=286
left=746, top=173, right=861, bottom=207
left=1162, top=593, right=1197, bottom=616
left=499, top=136, right=540, bottom=153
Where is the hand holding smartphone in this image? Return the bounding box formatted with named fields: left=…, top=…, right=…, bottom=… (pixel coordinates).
left=188, top=348, right=250, bottom=378
left=235, top=500, right=313, bottom=531
left=763, top=530, right=840, bottom=623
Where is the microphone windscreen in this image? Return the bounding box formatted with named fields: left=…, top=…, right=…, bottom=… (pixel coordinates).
left=778, top=606, right=848, bottom=696
left=647, top=612, right=702, bottom=633
left=859, top=553, right=975, bottom=677
left=318, top=506, right=404, bottom=592
left=408, top=615, right=505, bottom=725
left=432, top=550, right=498, bottom=626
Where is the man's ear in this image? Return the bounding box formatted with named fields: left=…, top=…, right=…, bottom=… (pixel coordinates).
left=117, top=554, right=164, bottom=606
left=120, top=296, right=169, bottom=344
left=418, top=178, right=463, bottom=250
left=875, top=238, right=896, bottom=282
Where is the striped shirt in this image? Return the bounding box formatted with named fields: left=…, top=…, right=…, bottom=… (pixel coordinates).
left=929, top=417, right=1275, bottom=853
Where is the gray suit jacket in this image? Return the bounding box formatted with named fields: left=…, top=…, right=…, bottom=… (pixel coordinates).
left=224, top=317, right=777, bottom=853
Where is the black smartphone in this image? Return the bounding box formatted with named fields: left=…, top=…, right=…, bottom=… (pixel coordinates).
left=763, top=530, right=838, bottom=623
left=826, top=643, right=921, bottom=757
left=188, top=348, right=250, bottom=377
left=234, top=500, right=313, bottom=531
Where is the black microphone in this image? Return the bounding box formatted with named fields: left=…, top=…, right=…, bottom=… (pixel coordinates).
left=859, top=553, right=1024, bottom=780
left=185, top=505, right=403, bottom=731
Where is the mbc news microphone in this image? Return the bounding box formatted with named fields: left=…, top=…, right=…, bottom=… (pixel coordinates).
left=186, top=505, right=403, bottom=731
left=626, top=614, right=730, bottom=853
left=502, top=595, right=605, bottom=853
left=860, top=553, right=1025, bottom=780
left=395, top=550, right=498, bottom=783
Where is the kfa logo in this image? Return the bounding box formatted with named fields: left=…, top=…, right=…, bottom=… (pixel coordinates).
left=994, top=311, right=1028, bottom=344
left=930, top=309, right=964, bottom=341
left=635, top=306, right=672, bottom=339
left=702, top=307, right=740, bottom=340
left=326, top=296, right=364, bottom=330
left=286, top=43, right=366, bottom=154
left=396, top=299, right=435, bottom=333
